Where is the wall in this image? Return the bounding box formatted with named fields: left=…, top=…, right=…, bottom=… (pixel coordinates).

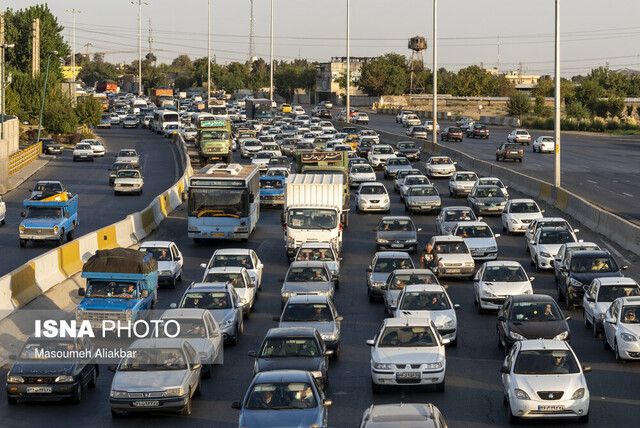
left=0, top=116, right=20, bottom=193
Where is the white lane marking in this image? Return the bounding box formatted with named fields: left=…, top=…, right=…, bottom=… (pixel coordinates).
left=587, top=180, right=597, bottom=184
left=623, top=192, right=634, bottom=197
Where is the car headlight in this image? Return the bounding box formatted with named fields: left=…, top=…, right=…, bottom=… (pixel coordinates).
left=514, top=388, right=530, bottom=400
left=381, top=198, right=389, bottom=203
left=19, top=225, right=25, bottom=233
left=509, top=331, right=525, bottom=340
left=377, top=238, right=388, bottom=243
left=110, top=390, right=128, bottom=398
left=372, top=282, right=385, bottom=288
left=220, top=318, right=234, bottom=328
left=444, top=226, right=452, bottom=232
left=597, top=313, right=605, bottom=320
left=310, top=371, right=323, bottom=379
left=164, top=387, right=184, bottom=397
left=321, top=333, right=337, bottom=341
left=442, top=320, right=454, bottom=329
left=553, top=331, right=569, bottom=340
left=7, top=375, right=24, bottom=384
left=482, top=289, right=496, bottom=297
left=434, top=201, right=441, bottom=205
left=54, top=375, right=75, bottom=383
left=281, top=291, right=294, bottom=298
left=621, top=332, right=637, bottom=342
left=424, top=362, right=442, bottom=369
left=374, top=363, right=393, bottom=370
left=510, top=219, right=519, bottom=224
left=540, top=252, right=552, bottom=258
left=125, top=309, right=133, bottom=320
left=240, top=297, right=248, bottom=303
left=390, top=299, right=397, bottom=306
left=569, top=278, right=584, bottom=288
left=464, top=262, right=474, bottom=267
left=487, top=246, right=498, bottom=252
left=571, top=388, right=585, bottom=400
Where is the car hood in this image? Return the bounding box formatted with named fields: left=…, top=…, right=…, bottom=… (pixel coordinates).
left=377, top=231, right=417, bottom=241
left=481, top=281, right=531, bottom=297
left=209, top=308, right=235, bottom=324
left=508, top=212, right=543, bottom=222
left=407, top=196, right=440, bottom=203
left=508, top=320, right=568, bottom=339
left=374, top=347, right=441, bottom=364
left=464, top=237, right=497, bottom=249
left=279, top=321, right=337, bottom=336
left=157, top=261, right=174, bottom=272
left=514, top=373, right=585, bottom=398
left=395, top=310, right=455, bottom=329
left=21, top=218, right=61, bottom=227
left=438, top=253, right=473, bottom=263
left=361, top=194, right=387, bottom=201
left=77, top=298, right=138, bottom=311
left=282, top=282, right=333, bottom=294
left=351, top=172, right=376, bottom=180
left=255, top=357, right=322, bottom=374
left=537, top=244, right=563, bottom=256
left=476, top=197, right=507, bottom=204
left=112, top=370, right=187, bottom=391
left=183, top=338, right=214, bottom=354
left=10, top=361, right=75, bottom=376
left=399, top=148, right=420, bottom=154
left=571, top=271, right=623, bottom=284
left=240, top=408, right=322, bottom=428
left=370, top=272, right=392, bottom=284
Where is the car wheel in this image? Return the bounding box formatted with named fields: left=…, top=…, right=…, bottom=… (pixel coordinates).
left=243, top=307, right=250, bottom=320
left=603, top=333, right=611, bottom=350
left=525, top=242, right=529, bottom=253
left=583, top=309, right=591, bottom=328
left=203, top=364, right=213, bottom=379
left=194, top=379, right=202, bottom=397
left=332, top=345, right=340, bottom=360
left=593, top=319, right=600, bottom=338
left=229, top=326, right=238, bottom=346
left=435, top=378, right=445, bottom=392
left=371, top=380, right=383, bottom=394
left=19, top=239, right=27, bottom=248
left=497, top=328, right=504, bottom=348
left=615, top=341, right=625, bottom=363
left=496, top=155, right=500, bottom=161
left=557, top=282, right=565, bottom=301
left=449, top=337, right=458, bottom=347
left=565, top=297, right=573, bottom=311
left=507, top=400, right=519, bottom=424
left=88, top=366, right=98, bottom=388
left=368, top=289, right=375, bottom=303
left=71, top=382, right=83, bottom=404
left=181, top=392, right=192, bottom=415
left=7, top=396, right=17, bottom=405
left=534, top=257, right=541, bottom=272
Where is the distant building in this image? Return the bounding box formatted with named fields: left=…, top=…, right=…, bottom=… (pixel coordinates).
left=315, top=57, right=373, bottom=104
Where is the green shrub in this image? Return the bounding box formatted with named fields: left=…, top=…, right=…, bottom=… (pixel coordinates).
left=590, top=117, right=606, bottom=132
left=606, top=116, right=620, bottom=131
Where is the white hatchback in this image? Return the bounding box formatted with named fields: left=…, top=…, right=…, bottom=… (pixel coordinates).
left=349, top=164, right=376, bottom=188
left=502, top=199, right=544, bottom=234
left=138, top=240, right=184, bottom=288
left=603, top=296, right=640, bottom=361
left=355, top=182, right=390, bottom=213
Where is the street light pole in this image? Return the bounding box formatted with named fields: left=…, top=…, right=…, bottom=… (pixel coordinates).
left=432, top=0, right=437, bottom=138
left=65, top=9, right=81, bottom=82
left=208, top=0, right=211, bottom=107
left=36, top=51, right=57, bottom=145
left=346, top=0, right=350, bottom=124
left=554, top=0, right=561, bottom=188
left=269, top=0, right=274, bottom=102
left=131, top=1, right=147, bottom=96
left=1, top=43, right=15, bottom=140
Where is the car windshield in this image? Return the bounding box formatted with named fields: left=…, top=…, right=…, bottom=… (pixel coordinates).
left=260, top=179, right=283, bottom=189
left=374, top=258, right=414, bottom=272
left=352, top=165, right=373, bottom=173
left=539, top=229, right=574, bottom=244
left=379, top=219, right=415, bottom=231
left=456, top=173, right=477, bottom=181
left=390, top=273, right=437, bottom=290
left=480, top=179, right=501, bottom=187
left=509, top=301, right=562, bottom=321
left=399, top=291, right=451, bottom=311
left=18, top=340, right=80, bottom=361
left=408, top=186, right=437, bottom=197
left=373, top=147, right=393, bottom=154
left=119, top=348, right=187, bottom=371
left=434, top=241, right=469, bottom=254
left=448, top=127, right=462, bottom=133
left=571, top=256, right=619, bottom=273
left=139, top=247, right=171, bottom=261
left=597, top=286, right=640, bottom=302
left=456, top=225, right=493, bottom=238
left=431, top=158, right=452, bottom=165
left=116, top=170, right=140, bottom=179
left=444, top=209, right=475, bottom=221
left=161, top=320, right=208, bottom=338
left=537, top=220, right=570, bottom=230
left=513, top=350, right=579, bottom=375
left=483, top=266, right=527, bottom=282
left=621, top=306, right=640, bottom=324
left=360, top=185, right=386, bottom=195
left=260, top=338, right=319, bottom=358
left=510, top=202, right=539, bottom=213
left=86, top=280, right=138, bottom=299
left=475, top=187, right=503, bottom=198
left=296, top=248, right=335, bottom=262
left=286, top=267, right=328, bottom=282
left=387, top=159, right=410, bottom=166
left=33, top=182, right=63, bottom=193
left=282, top=303, right=334, bottom=322
left=25, top=206, right=62, bottom=219
left=211, top=255, right=253, bottom=269
left=288, top=208, right=337, bottom=229
left=378, top=326, right=435, bottom=347
left=76, top=144, right=91, bottom=150
left=516, top=131, right=529, bottom=135
left=180, top=292, right=231, bottom=309
left=204, top=272, right=246, bottom=288
left=255, top=152, right=272, bottom=159
left=246, top=382, right=317, bottom=410
left=405, top=177, right=429, bottom=186
left=269, top=158, right=289, bottom=166
left=398, top=143, right=416, bottom=149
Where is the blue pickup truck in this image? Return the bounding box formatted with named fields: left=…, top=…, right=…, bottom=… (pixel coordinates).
left=76, top=248, right=158, bottom=329
left=19, top=192, right=78, bottom=247
left=259, top=174, right=286, bottom=207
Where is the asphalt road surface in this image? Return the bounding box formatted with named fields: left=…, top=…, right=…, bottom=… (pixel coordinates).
left=2, top=149, right=638, bottom=428
left=363, top=112, right=640, bottom=225
left=0, top=126, right=181, bottom=275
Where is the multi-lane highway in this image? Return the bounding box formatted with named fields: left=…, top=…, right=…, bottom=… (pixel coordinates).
left=2, top=144, right=638, bottom=427
left=362, top=112, right=640, bottom=225
left=0, top=127, right=182, bottom=275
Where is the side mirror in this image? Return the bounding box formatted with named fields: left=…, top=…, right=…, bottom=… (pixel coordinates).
left=247, top=350, right=257, bottom=358
left=529, top=277, right=535, bottom=282
left=441, top=338, right=451, bottom=345
left=278, top=277, right=285, bottom=282
left=249, top=281, right=256, bottom=288
left=529, top=240, right=536, bottom=246
left=366, top=268, right=372, bottom=273
left=494, top=234, right=501, bottom=238
left=605, top=316, right=616, bottom=324
left=175, top=256, right=181, bottom=261
left=337, top=258, right=343, bottom=261
left=257, top=263, right=264, bottom=269
left=453, top=304, right=461, bottom=310
left=335, top=316, right=343, bottom=321
left=586, top=297, right=595, bottom=302
left=169, top=303, right=177, bottom=309
left=107, top=365, right=117, bottom=372
left=417, top=228, right=422, bottom=232
left=560, top=267, right=568, bottom=274
left=500, top=366, right=510, bottom=374
left=324, top=349, right=334, bottom=357
left=191, top=363, right=201, bottom=370
left=541, top=210, right=545, bottom=213
left=322, top=399, right=333, bottom=407
left=582, top=366, right=592, bottom=373
left=574, top=229, right=580, bottom=233
left=497, top=315, right=506, bottom=322
left=366, top=339, right=375, bottom=346
left=78, top=288, right=86, bottom=296
left=565, top=316, right=572, bottom=321
left=231, top=401, right=242, bottom=410
left=20, top=212, right=25, bottom=217
left=621, top=265, right=629, bottom=271
left=140, top=290, right=148, bottom=298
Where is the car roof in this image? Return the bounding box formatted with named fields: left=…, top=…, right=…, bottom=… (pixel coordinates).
left=402, top=283, right=446, bottom=293
left=289, top=260, right=327, bottom=268
left=510, top=198, right=536, bottom=203
left=213, top=248, right=252, bottom=256
left=432, top=235, right=465, bottom=242
left=382, top=317, right=432, bottom=327
left=483, top=261, right=523, bottom=268
left=571, top=250, right=612, bottom=259
left=205, top=266, right=246, bottom=274
left=391, top=268, right=436, bottom=275
left=509, top=294, right=556, bottom=303
left=563, top=242, right=598, bottom=249
left=375, top=251, right=413, bottom=258
left=188, top=282, right=231, bottom=291
left=298, top=242, right=333, bottom=249
left=596, top=277, right=638, bottom=286
left=159, top=308, right=208, bottom=320
left=365, top=403, right=440, bottom=426
left=618, top=296, right=640, bottom=305
left=380, top=216, right=414, bottom=221
left=443, top=206, right=472, bottom=211
left=454, top=221, right=489, bottom=228
left=518, top=339, right=570, bottom=351
left=139, top=241, right=174, bottom=248
left=454, top=171, right=477, bottom=176
left=286, top=295, right=332, bottom=304
left=429, top=156, right=451, bottom=160
left=266, top=326, right=318, bottom=338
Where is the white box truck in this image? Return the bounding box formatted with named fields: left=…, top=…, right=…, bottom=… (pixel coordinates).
left=283, top=174, right=344, bottom=261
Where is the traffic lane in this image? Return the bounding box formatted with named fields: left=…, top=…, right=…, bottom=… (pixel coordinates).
left=366, top=113, right=640, bottom=223
left=0, top=126, right=180, bottom=275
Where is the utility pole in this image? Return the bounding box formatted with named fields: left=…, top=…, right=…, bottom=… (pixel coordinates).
left=269, top=0, right=274, bottom=102
left=346, top=0, right=350, bottom=124
left=432, top=0, right=438, bottom=135
left=208, top=0, right=211, bottom=106
left=32, top=19, right=40, bottom=77
left=248, top=0, right=255, bottom=61
left=554, top=0, right=561, bottom=189
left=66, top=9, right=81, bottom=82
left=131, top=1, right=147, bottom=96
left=148, top=19, right=153, bottom=56
left=83, top=42, right=92, bottom=60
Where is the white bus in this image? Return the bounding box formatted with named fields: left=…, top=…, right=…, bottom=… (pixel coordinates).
left=151, top=109, right=180, bottom=134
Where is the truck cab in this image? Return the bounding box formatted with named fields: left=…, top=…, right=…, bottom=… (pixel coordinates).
left=19, top=191, right=78, bottom=247
left=197, top=119, right=233, bottom=164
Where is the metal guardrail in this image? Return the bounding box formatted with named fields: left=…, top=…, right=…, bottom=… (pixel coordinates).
left=8, top=142, right=42, bottom=175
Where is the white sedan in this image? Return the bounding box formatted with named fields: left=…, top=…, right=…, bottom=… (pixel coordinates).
left=448, top=171, right=478, bottom=197
left=603, top=296, right=640, bottom=361
left=425, top=156, right=456, bottom=178
left=355, top=182, right=390, bottom=213
left=201, top=248, right=264, bottom=291
left=349, top=164, right=376, bottom=188
left=367, top=317, right=447, bottom=393
left=528, top=226, right=577, bottom=271
left=473, top=261, right=534, bottom=312
left=501, top=199, right=544, bottom=234
left=502, top=340, right=590, bottom=423
left=368, top=144, right=396, bottom=168
left=533, top=136, right=555, bottom=153
left=81, top=139, right=105, bottom=157
left=72, top=142, right=94, bottom=162
left=451, top=221, right=500, bottom=261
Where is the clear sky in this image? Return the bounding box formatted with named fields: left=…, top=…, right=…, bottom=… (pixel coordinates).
left=7, top=0, right=640, bottom=77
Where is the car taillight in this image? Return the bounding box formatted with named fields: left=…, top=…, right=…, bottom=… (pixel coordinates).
left=504, top=151, right=509, bottom=154
left=519, top=150, right=523, bottom=154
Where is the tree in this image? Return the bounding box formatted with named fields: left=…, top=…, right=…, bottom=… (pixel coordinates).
left=533, top=95, right=552, bottom=118
left=453, top=65, right=494, bottom=96
left=357, top=53, right=409, bottom=96
left=74, top=96, right=102, bottom=126
left=565, top=101, right=591, bottom=121
left=534, top=79, right=554, bottom=98
left=43, top=90, right=78, bottom=134
left=77, top=54, right=119, bottom=86
left=506, top=91, right=532, bottom=120
left=274, top=63, right=299, bottom=101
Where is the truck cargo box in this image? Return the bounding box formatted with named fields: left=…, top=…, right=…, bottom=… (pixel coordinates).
left=284, top=174, right=343, bottom=209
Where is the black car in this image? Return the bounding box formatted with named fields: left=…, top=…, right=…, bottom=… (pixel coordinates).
left=6, top=335, right=99, bottom=404
left=557, top=250, right=628, bottom=310
left=467, top=124, right=490, bottom=139
left=496, top=143, right=523, bottom=162
left=374, top=216, right=421, bottom=253
left=318, top=110, right=332, bottom=119
left=496, top=294, right=571, bottom=352
left=248, top=327, right=332, bottom=389
left=356, top=140, right=374, bottom=158
left=341, top=126, right=358, bottom=135
left=394, top=141, right=421, bottom=161
left=37, top=138, right=63, bottom=155
left=108, top=161, right=137, bottom=185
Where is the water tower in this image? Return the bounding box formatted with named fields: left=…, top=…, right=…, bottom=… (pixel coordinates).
left=408, top=36, right=427, bottom=95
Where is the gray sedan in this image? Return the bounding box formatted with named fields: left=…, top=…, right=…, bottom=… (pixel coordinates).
left=374, top=216, right=421, bottom=253
left=383, top=157, right=413, bottom=179
left=280, top=261, right=335, bottom=310
left=436, top=206, right=478, bottom=235
left=404, top=184, right=442, bottom=214
left=383, top=269, right=439, bottom=315
left=366, top=251, right=415, bottom=302
left=467, top=185, right=508, bottom=215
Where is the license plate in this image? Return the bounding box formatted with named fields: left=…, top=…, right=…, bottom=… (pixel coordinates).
left=133, top=400, right=160, bottom=407
left=391, top=244, right=404, bottom=248
left=447, top=269, right=460, bottom=273
left=538, top=405, right=564, bottom=411
left=396, top=372, right=420, bottom=379
left=211, top=233, right=224, bottom=237
left=27, top=387, right=52, bottom=393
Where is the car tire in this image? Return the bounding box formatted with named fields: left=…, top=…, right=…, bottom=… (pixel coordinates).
left=203, top=364, right=213, bottom=379
left=19, top=239, right=27, bottom=248
left=497, top=328, right=504, bottom=348
left=603, top=333, right=611, bottom=350
left=534, top=257, right=541, bottom=272
left=181, top=392, right=192, bottom=415
left=368, top=289, right=375, bottom=303
left=67, top=227, right=75, bottom=242
left=615, top=341, right=625, bottom=363
left=583, top=309, right=591, bottom=328
left=557, top=282, right=565, bottom=301
left=170, top=275, right=177, bottom=289
left=71, top=382, right=83, bottom=404
left=476, top=295, right=485, bottom=314
left=593, top=319, right=599, bottom=338
left=229, top=326, right=239, bottom=346
left=194, top=379, right=202, bottom=397
left=435, top=378, right=445, bottom=392
left=507, top=401, right=519, bottom=424
left=332, top=345, right=340, bottom=360
left=449, top=337, right=458, bottom=347
left=111, top=409, right=125, bottom=418
left=88, top=365, right=98, bottom=388
left=371, top=380, right=383, bottom=394
left=496, top=155, right=500, bottom=161
left=243, top=307, right=250, bottom=320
